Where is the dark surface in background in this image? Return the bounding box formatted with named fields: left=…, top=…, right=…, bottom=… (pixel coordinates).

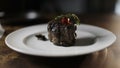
left=0, top=0, right=116, bottom=13
left=87, top=0, right=116, bottom=13
left=0, top=0, right=117, bottom=25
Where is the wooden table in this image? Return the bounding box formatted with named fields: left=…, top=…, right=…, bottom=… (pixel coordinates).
left=0, top=14, right=120, bottom=68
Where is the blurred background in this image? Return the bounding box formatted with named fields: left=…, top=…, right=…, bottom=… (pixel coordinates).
left=0, top=0, right=118, bottom=25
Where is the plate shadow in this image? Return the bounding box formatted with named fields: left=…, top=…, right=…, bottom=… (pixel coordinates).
left=75, top=37, right=96, bottom=46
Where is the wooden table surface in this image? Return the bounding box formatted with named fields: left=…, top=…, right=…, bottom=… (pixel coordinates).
left=0, top=14, right=120, bottom=68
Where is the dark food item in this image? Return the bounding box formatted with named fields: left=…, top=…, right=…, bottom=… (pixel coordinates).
left=35, top=34, right=48, bottom=41
left=48, top=14, right=80, bottom=46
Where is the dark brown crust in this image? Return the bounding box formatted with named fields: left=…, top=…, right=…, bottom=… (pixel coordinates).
left=48, top=20, right=77, bottom=46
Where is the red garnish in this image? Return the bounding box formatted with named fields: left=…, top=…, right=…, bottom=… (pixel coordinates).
left=61, top=17, right=71, bottom=24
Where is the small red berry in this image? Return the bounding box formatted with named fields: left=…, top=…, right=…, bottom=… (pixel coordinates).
left=61, top=17, right=70, bottom=24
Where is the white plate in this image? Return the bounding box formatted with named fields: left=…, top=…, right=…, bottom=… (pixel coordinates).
left=5, top=24, right=116, bottom=57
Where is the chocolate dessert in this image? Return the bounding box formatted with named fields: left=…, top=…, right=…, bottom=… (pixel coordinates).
left=48, top=14, right=80, bottom=46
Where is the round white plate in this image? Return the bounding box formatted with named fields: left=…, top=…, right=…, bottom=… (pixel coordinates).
left=5, top=24, right=116, bottom=57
